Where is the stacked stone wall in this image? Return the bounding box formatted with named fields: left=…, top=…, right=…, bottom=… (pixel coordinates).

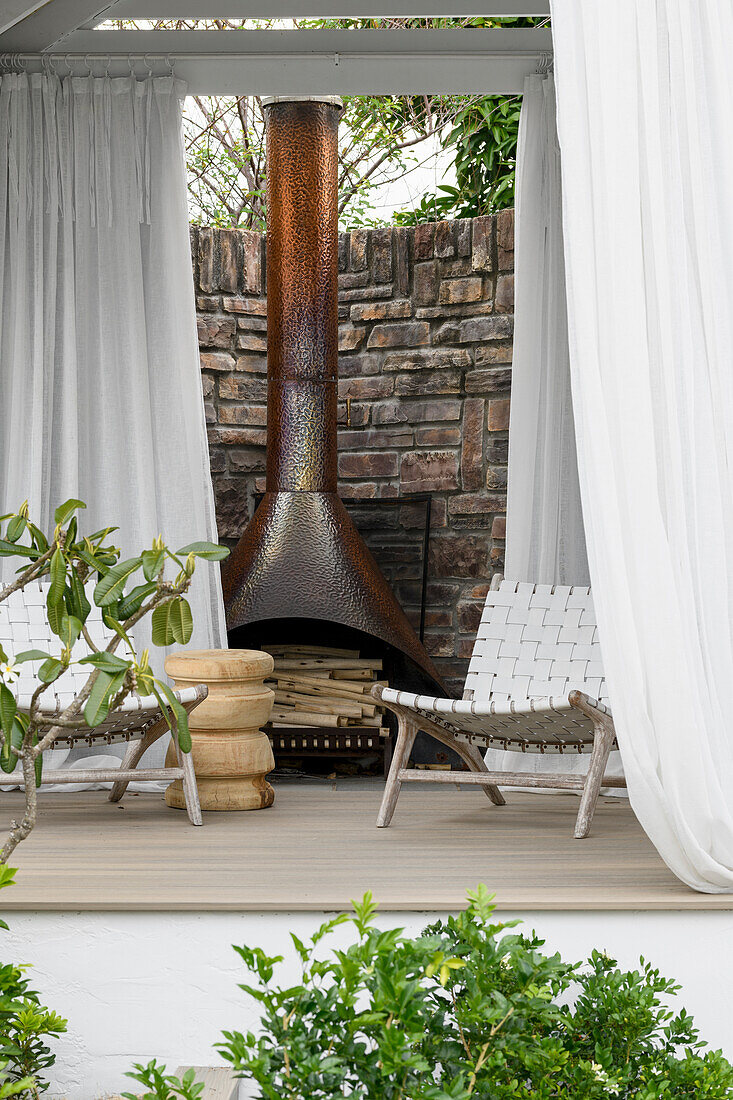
left=193, top=213, right=514, bottom=690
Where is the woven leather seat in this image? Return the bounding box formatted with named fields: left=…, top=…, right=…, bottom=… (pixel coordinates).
left=373, top=577, right=623, bottom=839
left=0, top=581, right=206, bottom=824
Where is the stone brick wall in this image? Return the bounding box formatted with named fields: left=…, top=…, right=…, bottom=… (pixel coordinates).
left=193, top=213, right=514, bottom=691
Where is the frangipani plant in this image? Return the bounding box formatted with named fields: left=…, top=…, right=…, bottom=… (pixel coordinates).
left=0, top=498, right=228, bottom=863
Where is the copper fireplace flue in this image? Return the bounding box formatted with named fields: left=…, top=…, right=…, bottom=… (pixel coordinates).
left=222, top=96, right=442, bottom=690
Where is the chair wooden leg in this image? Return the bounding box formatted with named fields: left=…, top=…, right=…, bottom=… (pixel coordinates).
left=108, top=736, right=149, bottom=803
left=574, top=718, right=615, bottom=839
left=457, top=743, right=506, bottom=807
left=175, top=736, right=203, bottom=827
left=377, top=714, right=417, bottom=828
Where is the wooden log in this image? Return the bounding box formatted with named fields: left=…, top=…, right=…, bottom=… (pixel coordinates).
left=273, top=689, right=364, bottom=718
left=268, top=722, right=314, bottom=729
left=270, top=674, right=379, bottom=708
left=331, top=669, right=375, bottom=681
left=269, top=708, right=344, bottom=728
left=263, top=645, right=361, bottom=659
left=272, top=657, right=383, bottom=672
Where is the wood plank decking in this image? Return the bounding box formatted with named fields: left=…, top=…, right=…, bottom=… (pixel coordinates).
left=1, top=779, right=729, bottom=911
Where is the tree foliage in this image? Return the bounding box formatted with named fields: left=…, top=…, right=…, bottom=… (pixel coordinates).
left=105, top=16, right=547, bottom=227
left=0, top=867, right=67, bottom=1098
left=0, top=500, right=228, bottom=863
left=217, top=885, right=733, bottom=1098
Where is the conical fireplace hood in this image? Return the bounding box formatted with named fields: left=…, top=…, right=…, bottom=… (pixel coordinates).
left=222, top=96, right=443, bottom=691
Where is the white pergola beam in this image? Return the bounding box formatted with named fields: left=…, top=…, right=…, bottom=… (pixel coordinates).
left=0, top=0, right=53, bottom=37
left=51, top=53, right=538, bottom=93
left=97, top=0, right=550, bottom=18
left=0, top=0, right=117, bottom=49
left=59, top=25, right=550, bottom=52
left=0, top=0, right=550, bottom=50
left=26, top=28, right=551, bottom=93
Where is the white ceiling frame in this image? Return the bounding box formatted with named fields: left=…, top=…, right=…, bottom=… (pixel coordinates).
left=0, top=0, right=550, bottom=51
left=6, top=27, right=551, bottom=93
left=94, top=0, right=550, bottom=19
left=0, top=0, right=119, bottom=50
left=59, top=26, right=550, bottom=52
left=0, top=0, right=54, bottom=37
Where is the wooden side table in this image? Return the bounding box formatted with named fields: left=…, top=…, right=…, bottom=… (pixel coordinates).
left=164, top=649, right=275, bottom=812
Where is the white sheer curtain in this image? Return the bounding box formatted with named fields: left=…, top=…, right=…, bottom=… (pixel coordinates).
left=0, top=73, right=226, bottom=779
left=504, top=72, right=588, bottom=587
left=551, top=0, right=733, bottom=891
left=486, top=72, right=622, bottom=786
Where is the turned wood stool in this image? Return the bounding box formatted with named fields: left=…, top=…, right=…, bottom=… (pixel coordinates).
left=164, top=649, right=275, bottom=812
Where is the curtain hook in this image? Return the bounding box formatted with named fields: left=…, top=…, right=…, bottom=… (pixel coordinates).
left=1, top=53, right=27, bottom=73
left=84, top=53, right=94, bottom=76
left=103, top=53, right=111, bottom=78
left=166, top=53, right=175, bottom=77
left=143, top=54, right=154, bottom=78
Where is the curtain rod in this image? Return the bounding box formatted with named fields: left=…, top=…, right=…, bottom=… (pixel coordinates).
left=1, top=47, right=553, bottom=73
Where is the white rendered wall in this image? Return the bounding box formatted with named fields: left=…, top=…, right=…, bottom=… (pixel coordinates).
left=3, top=909, right=731, bottom=1099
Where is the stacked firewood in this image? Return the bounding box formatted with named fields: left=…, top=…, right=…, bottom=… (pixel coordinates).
left=262, top=645, right=388, bottom=733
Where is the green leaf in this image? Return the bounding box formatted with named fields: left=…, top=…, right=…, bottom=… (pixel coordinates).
left=78, top=652, right=131, bottom=674
left=83, top=669, right=126, bottom=727
left=54, top=498, right=86, bottom=525
left=65, top=515, right=78, bottom=548
left=142, top=547, right=165, bottom=582
left=176, top=541, right=230, bottom=562
left=46, top=593, right=65, bottom=637
left=27, top=521, right=49, bottom=552
left=102, top=599, right=122, bottom=623
left=156, top=682, right=192, bottom=752
left=0, top=717, right=24, bottom=774
left=1, top=738, right=13, bottom=774
left=38, top=657, right=63, bottom=683
left=93, top=557, right=142, bottom=607
left=14, top=649, right=49, bottom=663
left=46, top=547, right=67, bottom=638
left=59, top=615, right=83, bottom=649
left=66, top=569, right=91, bottom=623
left=48, top=547, right=66, bottom=606
left=100, top=614, right=133, bottom=651
left=5, top=514, right=26, bottom=544
left=0, top=539, right=35, bottom=558
left=0, top=864, right=16, bottom=889
left=118, top=582, right=156, bottom=620
left=0, top=684, right=16, bottom=740
left=151, top=597, right=193, bottom=647
left=87, top=526, right=119, bottom=542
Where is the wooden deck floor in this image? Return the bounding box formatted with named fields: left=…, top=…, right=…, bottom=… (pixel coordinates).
left=1, top=779, right=729, bottom=911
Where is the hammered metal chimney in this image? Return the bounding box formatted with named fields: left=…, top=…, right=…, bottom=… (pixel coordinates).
left=222, top=96, right=442, bottom=690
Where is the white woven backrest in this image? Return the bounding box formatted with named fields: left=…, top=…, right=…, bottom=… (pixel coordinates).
left=464, top=580, right=608, bottom=705
left=0, top=581, right=114, bottom=709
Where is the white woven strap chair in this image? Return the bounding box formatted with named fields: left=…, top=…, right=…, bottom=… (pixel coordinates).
left=373, top=577, right=625, bottom=839
left=0, top=581, right=206, bottom=825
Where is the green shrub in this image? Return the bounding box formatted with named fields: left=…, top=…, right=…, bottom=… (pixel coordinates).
left=123, top=1061, right=203, bottom=1100
left=0, top=868, right=67, bottom=1097
left=217, top=885, right=733, bottom=1099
